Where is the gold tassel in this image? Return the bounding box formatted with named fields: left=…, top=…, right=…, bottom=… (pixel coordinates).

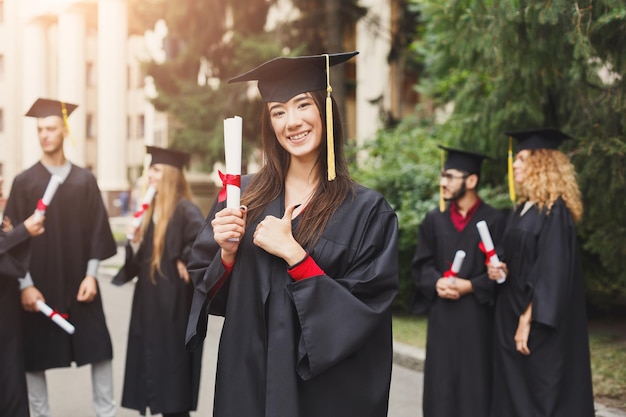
left=61, top=102, right=76, bottom=147
left=439, top=148, right=445, bottom=212
left=324, top=54, right=336, bottom=181
left=508, top=136, right=516, bottom=203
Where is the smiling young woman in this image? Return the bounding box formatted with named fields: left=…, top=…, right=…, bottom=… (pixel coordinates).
left=185, top=52, right=399, bottom=417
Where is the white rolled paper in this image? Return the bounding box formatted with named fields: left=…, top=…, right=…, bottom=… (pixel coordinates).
left=127, top=185, right=157, bottom=239
left=476, top=220, right=506, bottom=283
left=450, top=250, right=466, bottom=275
left=35, top=175, right=63, bottom=218
left=223, top=116, right=242, bottom=209
left=36, top=300, right=75, bottom=334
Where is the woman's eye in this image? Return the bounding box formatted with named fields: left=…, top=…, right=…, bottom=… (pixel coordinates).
left=271, top=110, right=285, bottom=118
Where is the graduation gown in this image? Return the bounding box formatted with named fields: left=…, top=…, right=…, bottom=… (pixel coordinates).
left=186, top=181, right=399, bottom=417
left=411, top=202, right=505, bottom=417
left=4, top=162, right=117, bottom=371
left=491, top=199, right=595, bottom=417
left=0, top=224, right=32, bottom=417
left=113, top=199, right=204, bottom=415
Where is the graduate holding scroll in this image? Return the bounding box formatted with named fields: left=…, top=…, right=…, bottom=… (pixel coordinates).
left=0, top=188, right=45, bottom=417
left=3, top=98, right=118, bottom=417
left=113, top=146, right=204, bottom=417
left=186, top=51, right=399, bottom=417
left=488, top=129, right=594, bottom=417
left=411, top=145, right=505, bottom=417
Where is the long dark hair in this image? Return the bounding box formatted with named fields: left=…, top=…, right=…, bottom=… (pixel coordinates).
left=241, top=89, right=355, bottom=248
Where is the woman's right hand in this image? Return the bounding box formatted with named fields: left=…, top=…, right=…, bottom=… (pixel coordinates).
left=212, top=206, right=247, bottom=264
left=23, top=212, right=45, bottom=237
left=487, top=261, right=507, bottom=281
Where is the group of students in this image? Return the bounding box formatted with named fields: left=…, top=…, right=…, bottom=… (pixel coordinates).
left=413, top=132, right=595, bottom=417
left=0, top=49, right=594, bottom=417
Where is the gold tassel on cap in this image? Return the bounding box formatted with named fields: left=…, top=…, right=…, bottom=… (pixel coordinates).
left=439, top=148, right=446, bottom=212
left=508, top=136, right=516, bottom=203
left=61, top=102, right=76, bottom=147
left=324, top=54, right=336, bottom=181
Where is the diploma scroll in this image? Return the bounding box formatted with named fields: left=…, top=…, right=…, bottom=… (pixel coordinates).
left=223, top=116, right=242, bottom=242
left=223, top=116, right=242, bottom=208
left=35, top=175, right=63, bottom=219
left=444, top=250, right=466, bottom=283
left=126, top=186, right=156, bottom=240
left=476, top=220, right=506, bottom=283
left=36, top=300, right=75, bottom=334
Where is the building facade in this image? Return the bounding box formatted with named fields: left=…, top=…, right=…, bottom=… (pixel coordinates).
left=0, top=0, right=417, bottom=215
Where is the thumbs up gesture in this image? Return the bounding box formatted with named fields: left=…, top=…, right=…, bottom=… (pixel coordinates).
left=253, top=204, right=306, bottom=265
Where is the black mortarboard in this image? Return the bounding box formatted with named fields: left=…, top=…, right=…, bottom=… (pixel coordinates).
left=506, top=128, right=573, bottom=151
left=147, top=146, right=190, bottom=169
left=438, top=145, right=487, bottom=175
left=25, top=98, right=78, bottom=119
left=227, top=51, right=358, bottom=103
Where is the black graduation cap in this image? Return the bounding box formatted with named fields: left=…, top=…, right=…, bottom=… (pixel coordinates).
left=25, top=98, right=78, bottom=119
left=146, top=146, right=190, bottom=169
left=506, top=128, right=573, bottom=151
left=438, top=145, right=487, bottom=175
left=227, top=51, right=358, bottom=103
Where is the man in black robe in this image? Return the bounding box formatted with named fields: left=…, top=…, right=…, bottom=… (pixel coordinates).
left=4, top=98, right=118, bottom=417
left=411, top=146, right=505, bottom=417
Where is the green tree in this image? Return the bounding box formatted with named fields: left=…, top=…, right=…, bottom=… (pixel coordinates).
left=410, top=0, right=626, bottom=308
left=128, top=0, right=283, bottom=171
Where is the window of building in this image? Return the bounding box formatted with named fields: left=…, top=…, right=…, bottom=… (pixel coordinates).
left=0, top=108, right=4, bottom=133
left=137, top=114, right=145, bottom=138
left=86, top=62, right=96, bottom=87
left=0, top=54, right=4, bottom=80
left=127, top=115, right=132, bottom=139
left=0, top=1, right=4, bottom=24
left=86, top=114, right=94, bottom=139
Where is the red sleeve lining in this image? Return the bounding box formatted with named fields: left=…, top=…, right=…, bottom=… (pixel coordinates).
left=288, top=254, right=325, bottom=281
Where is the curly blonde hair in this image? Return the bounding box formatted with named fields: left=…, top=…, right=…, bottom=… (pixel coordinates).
left=516, top=149, right=583, bottom=222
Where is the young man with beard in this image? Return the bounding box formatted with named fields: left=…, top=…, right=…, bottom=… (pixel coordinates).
left=411, top=145, right=505, bottom=417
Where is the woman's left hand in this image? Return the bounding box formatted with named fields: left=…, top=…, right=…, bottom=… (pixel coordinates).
left=177, top=259, right=190, bottom=283
left=253, top=204, right=306, bottom=266
left=515, top=314, right=532, bottom=355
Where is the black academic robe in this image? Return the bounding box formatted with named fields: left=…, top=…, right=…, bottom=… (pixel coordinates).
left=186, top=181, right=399, bottom=417
left=112, top=199, right=204, bottom=415
left=0, top=224, right=32, bottom=417
left=4, top=162, right=117, bottom=371
left=490, top=199, right=595, bottom=417
left=411, top=202, right=505, bottom=417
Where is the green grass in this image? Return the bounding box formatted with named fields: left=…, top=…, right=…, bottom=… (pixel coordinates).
left=392, top=314, right=428, bottom=349
left=392, top=314, right=626, bottom=410
left=589, top=328, right=626, bottom=409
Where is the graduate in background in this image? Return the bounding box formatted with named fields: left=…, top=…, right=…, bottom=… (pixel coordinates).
left=411, top=146, right=505, bottom=417
left=488, top=128, right=594, bottom=417
left=113, top=146, right=204, bottom=417
left=0, top=190, right=45, bottom=417
left=4, top=98, right=118, bottom=417
left=185, top=51, right=399, bottom=417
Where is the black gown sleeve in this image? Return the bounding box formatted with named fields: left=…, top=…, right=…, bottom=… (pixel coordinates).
left=528, top=201, right=575, bottom=328
left=0, top=223, right=32, bottom=278
left=411, top=211, right=441, bottom=301
left=287, top=203, right=398, bottom=379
